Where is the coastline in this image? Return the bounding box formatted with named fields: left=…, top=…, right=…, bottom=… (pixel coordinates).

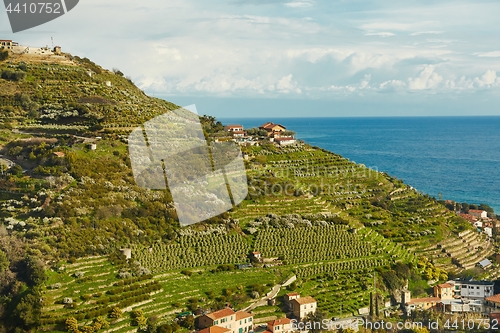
left=221, top=116, right=500, bottom=214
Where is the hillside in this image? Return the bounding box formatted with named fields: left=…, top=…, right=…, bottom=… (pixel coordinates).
left=0, top=49, right=497, bottom=333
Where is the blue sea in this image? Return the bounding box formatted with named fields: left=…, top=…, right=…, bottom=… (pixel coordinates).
left=220, top=116, right=500, bottom=213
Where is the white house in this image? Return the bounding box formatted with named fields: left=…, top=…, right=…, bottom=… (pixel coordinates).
left=198, top=308, right=253, bottom=333
left=265, top=318, right=292, bottom=333
left=452, top=280, right=494, bottom=300
left=274, top=137, right=296, bottom=146
left=484, top=227, right=493, bottom=238
left=469, top=210, right=488, bottom=219
left=290, top=296, right=317, bottom=319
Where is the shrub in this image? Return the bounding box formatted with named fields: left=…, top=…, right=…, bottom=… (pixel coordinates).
left=0, top=49, right=8, bottom=61
left=1, top=69, right=25, bottom=81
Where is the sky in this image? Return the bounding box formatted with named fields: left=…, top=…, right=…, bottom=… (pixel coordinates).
left=2, top=0, right=500, bottom=117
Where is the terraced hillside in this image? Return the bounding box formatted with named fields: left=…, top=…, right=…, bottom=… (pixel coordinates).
left=237, top=144, right=476, bottom=272
left=0, top=51, right=492, bottom=333
left=416, top=229, right=495, bottom=273
left=39, top=222, right=412, bottom=332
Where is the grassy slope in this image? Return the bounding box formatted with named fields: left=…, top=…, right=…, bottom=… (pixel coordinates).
left=0, top=53, right=496, bottom=332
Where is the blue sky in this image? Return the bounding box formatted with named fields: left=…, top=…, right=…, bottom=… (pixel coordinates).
left=2, top=0, right=500, bottom=117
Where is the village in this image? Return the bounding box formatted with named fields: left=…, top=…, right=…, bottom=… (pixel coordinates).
left=222, top=122, right=298, bottom=147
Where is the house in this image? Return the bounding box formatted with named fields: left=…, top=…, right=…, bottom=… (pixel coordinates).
left=265, top=318, right=292, bottom=333
left=120, top=248, right=132, bottom=260
left=259, top=122, right=287, bottom=137
left=459, top=213, right=477, bottom=223
left=290, top=296, right=317, bottom=319
left=485, top=294, right=500, bottom=310
left=405, top=297, right=440, bottom=314
left=198, top=308, right=253, bottom=333
left=284, top=292, right=300, bottom=303
left=0, top=40, right=14, bottom=49
left=251, top=252, right=262, bottom=262
left=235, top=312, right=253, bottom=333
left=274, top=137, right=296, bottom=146
left=434, top=283, right=454, bottom=300
left=440, top=298, right=484, bottom=313
left=53, top=46, right=61, bottom=54
left=478, top=259, right=492, bottom=269
left=198, top=327, right=231, bottom=333
left=490, top=313, right=500, bottom=328
left=484, top=227, right=493, bottom=238
left=224, top=125, right=245, bottom=138
left=469, top=209, right=488, bottom=219
left=225, top=125, right=244, bottom=133
left=452, top=280, right=494, bottom=299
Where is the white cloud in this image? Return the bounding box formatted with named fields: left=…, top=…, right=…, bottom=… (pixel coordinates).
left=276, top=74, right=301, bottom=93
left=410, top=31, right=444, bottom=36
left=365, top=32, right=395, bottom=37
left=360, top=22, right=416, bottom=31
left=481, top=70, right=497, bottom=85
left=408, top=65, right=443, bottom=90
left=360, top=74, right=371, bottom=89
left=284, top=0, right=315, bottom=8
left=474, top=51, right=500, bottom=58
left=379, top=80, right=407, bottom=91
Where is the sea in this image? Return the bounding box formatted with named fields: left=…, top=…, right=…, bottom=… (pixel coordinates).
left=220, top=116, right=500, bottom=214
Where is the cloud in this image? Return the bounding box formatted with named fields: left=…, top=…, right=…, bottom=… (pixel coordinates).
left=410, top=31, right=444, bottom=36
left=360, top=22, right=421, bottom=32
left=284, top=0, right=315, bottom=8
left=365, top=32, right=395, bottom=37
left=408, top=65, right=443, bottom=90
left=474, top=51, right=500, bottom=58
left=275, top=74, right=301, bottom=93
left=379, top=80, right=407, bottom=91
left=360, top=74, right=371, bottom=89
left=7, top=0, right=497, bottom=106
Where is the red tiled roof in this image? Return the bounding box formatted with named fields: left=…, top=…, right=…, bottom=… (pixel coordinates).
left=291, top=296, right=316, bottom=305
left=486, top=294, right=500, bottom=303
left=275, top=137, right=294, bottom=142
left=470, top=209, right=486, bottom=213
left=437, top=283, right=453, bottom=288
left=286, top=292, right=300, bottom=297
left=259, top=122, right=286, bottom=130
left=53, top=152, right=65, bottom=157
left=198, top=326, right=231, bottom=333
left=206, top=308, right=235, bottom=320
left=490, top=313, right=500, bottom=320
left=235, top=311, right=253, bottom=320
left=406, top=297, right=440, bottom=305
left=268, top=318, right=291, bottom=326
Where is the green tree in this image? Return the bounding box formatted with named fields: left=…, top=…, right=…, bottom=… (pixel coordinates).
left=180, top=315, right=195, bottom=330
left=461, top=202, right=469, bottom=213
left=65, top=317, right=79, bottom=332
left=304, top=310, right=327, bottom=333
left=109, top=306, right=122, bottom=319
left=93, top=316, right=109, bottom=330
left=10, top=164, right=23, bottom=177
